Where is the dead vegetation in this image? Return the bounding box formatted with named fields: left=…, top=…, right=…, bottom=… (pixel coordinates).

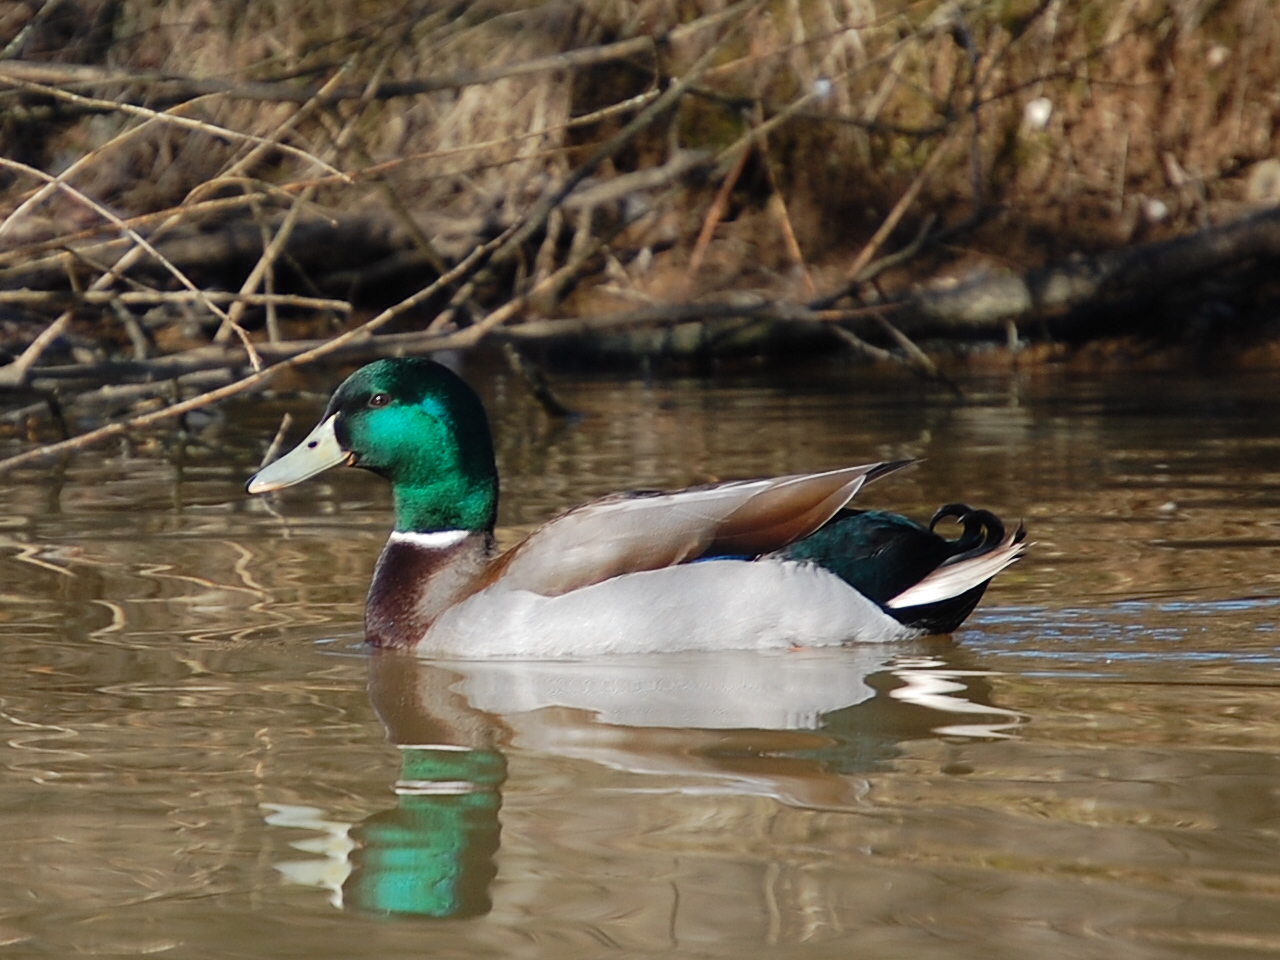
left=0, top=0, right=1279, bottom=468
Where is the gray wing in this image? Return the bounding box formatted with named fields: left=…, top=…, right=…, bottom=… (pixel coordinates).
left=484, top=461, right=913, bottom=597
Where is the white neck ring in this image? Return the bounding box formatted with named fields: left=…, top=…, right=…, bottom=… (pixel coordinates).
left=389, top=529, right=470, bottom=549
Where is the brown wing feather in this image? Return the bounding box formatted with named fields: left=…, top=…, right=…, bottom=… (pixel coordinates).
left=478, top=461, right=913, bottom=597
left=706, top=471, right=871, bottom=555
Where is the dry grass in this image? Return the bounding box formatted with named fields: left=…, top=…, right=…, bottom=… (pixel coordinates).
left=0, top=0, right=1278, bottom=366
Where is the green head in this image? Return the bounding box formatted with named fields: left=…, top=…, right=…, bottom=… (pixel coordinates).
left=247, top=358, right=498, bottom=533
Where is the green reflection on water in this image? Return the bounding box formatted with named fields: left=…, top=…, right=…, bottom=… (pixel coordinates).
left=346, top=747, right=505, bottom=919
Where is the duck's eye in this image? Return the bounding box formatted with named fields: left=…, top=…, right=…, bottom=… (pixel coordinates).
left=368, top=393, right=391, bottom=408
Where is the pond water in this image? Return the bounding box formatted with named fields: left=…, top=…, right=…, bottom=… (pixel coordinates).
left=3, top=359, right=1280, bottom=959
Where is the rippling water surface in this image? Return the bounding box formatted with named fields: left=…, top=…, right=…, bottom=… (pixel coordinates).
left=3, top=362, right=1280, bottom=958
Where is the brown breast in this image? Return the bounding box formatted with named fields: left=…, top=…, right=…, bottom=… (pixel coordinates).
left=365, top=532, right=494, bottom=649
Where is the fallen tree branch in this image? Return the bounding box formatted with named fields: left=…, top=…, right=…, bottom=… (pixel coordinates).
left=894, top=205, right=1280, bottom=334
left=62, top=369, right=236, bottom=411
left=500, top=299, right=885, bottom=339
left=14, top=195, right=1276, bottom=402
left=0, top=289, right=350, bottom=311
left=12, top=297, right=889, bottom=395
left=9, top=200, right=1273, bottom=424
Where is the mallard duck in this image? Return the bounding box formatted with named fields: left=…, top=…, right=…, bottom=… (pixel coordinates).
left=247, top=358, right=1025, bottom=658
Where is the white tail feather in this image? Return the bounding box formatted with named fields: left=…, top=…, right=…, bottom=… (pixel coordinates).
left=886, top=531, right=1026, bottom=609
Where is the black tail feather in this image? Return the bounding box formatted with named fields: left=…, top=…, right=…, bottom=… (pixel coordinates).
left=785, top=501, right=1024, bottom=636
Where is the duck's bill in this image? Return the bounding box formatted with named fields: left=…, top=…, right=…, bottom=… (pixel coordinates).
left=246, top=415, right=352, bottom=494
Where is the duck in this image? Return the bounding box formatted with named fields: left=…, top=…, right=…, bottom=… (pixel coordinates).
left=246, top=358, right=1026, bottom=658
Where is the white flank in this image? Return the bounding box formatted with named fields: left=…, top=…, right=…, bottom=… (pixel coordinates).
left=390, top=529, right=470, bottom=549
left=886, top=533, right=1026, bottom=609
left=420, top=559, right=918, bottom=659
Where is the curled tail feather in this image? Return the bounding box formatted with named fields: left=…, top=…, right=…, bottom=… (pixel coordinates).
left=888, top=512, right=1027, bottom=611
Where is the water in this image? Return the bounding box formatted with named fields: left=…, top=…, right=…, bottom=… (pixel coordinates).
left=3, top=362, right=1280, bottom=958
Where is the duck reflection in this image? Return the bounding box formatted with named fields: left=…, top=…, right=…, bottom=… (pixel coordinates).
left=265, top=642, right=1022, bottom=918
left=343, top=746, right=504, bottom=918
left=346, top=661, right=508, bottom=919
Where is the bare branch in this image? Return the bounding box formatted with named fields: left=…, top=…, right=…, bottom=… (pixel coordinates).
left=0, top=289, right=349, bottom=311
left=0, top=223, right=514, bottom=475
left=0, top=157, right=232, bottom=318
left=0, top=76, right=351, bottom=182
